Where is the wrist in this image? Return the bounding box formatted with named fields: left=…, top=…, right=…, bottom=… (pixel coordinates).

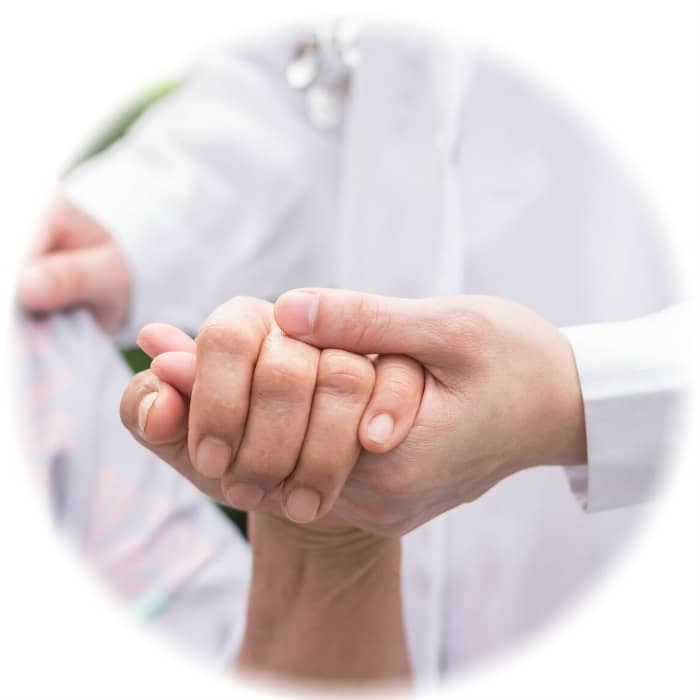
left=542, top=330, right=588, bottom=467
left=239, top=513, right=408, bottom=680
left=247, top=512, right=397, bottom=597
left=503, top=326, right=588, bottom=473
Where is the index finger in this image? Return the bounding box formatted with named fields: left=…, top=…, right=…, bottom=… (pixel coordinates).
left=188, top=297, right=273, bottom=479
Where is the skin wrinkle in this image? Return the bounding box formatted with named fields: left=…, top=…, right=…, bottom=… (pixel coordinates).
left=239, top=512, right=409, bottom=681
left=116, top=287, right=589, bottom=680
left=129, top=318, right=430, bottom=532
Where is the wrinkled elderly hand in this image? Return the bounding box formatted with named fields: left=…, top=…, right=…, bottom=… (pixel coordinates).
left=119, top=296, right=424, bottom=525
left=17, top=194, right=130, bottom=332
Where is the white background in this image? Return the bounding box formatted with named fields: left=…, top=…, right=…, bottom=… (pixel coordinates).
left=0, top=1, right=697, bottom=698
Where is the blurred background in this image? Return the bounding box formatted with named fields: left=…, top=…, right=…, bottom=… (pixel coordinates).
left=1, top=3, right=697, bottom=699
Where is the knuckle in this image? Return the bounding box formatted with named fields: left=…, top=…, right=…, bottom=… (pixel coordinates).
left=317, top=349, right=375, bottom=397
left=376, top=360, right=423, bottom=404
left=191, top=388, right=245, bottom=436
left=253, top=354, right=314, bottom=403
left=197, top=320, right=257, bottom=357
left=354, top=295, right=390, bottom=347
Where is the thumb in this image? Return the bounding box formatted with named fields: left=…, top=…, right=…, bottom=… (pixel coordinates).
left=17, top=244, right=118, bottom=314
left=274, top=288, right=453, bottom=364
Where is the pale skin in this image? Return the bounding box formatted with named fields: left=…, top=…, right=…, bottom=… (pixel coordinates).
left=17, top=195, right=420, bottom=683
left=129, top=301, right=426, bottom=525
left=119, top=314, right=417, bottom=683
left=119, top=289, right=587, bottom=682
left=123, top=289, right=587, bottom=537
left=18, top=197, right=587, bottom=534
left=19, top=194, right=588, bottom=682
left=238, top=515, right=409, bottom=683
left=16, top=196, right=130, bottom=332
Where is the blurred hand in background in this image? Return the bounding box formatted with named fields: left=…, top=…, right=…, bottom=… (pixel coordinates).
left=17, top=194, right=131, bottom=332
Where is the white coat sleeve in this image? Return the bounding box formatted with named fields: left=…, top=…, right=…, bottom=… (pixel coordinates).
left=560, top=303, right=693, bottom=512
left=61, top=29, right=337, bottom=341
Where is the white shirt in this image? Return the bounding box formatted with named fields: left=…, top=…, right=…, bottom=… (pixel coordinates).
left=46, top=20, right=690, bottom=683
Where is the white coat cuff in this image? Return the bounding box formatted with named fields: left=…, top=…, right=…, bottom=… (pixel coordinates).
left=560, top=304, right=691, bottom=512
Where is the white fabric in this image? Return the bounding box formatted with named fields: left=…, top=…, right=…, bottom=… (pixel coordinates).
left=52, top=21, right=689, bottom=682
left=64, top=27, right=338, bottom=340
left=562, top=304, right=691, bottom=511
left=16, top=309, right=249, bottom=665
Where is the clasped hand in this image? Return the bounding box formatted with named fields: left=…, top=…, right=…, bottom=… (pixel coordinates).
left=120, top=289, right=587, bottom=537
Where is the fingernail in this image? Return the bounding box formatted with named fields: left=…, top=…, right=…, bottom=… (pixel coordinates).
left=226, top=483, right=265, bottom=511
left=195, top=437, right=231, bottom=477
left=276, top=290, right=319, bottom=337
left=367, top=413, right=395, bottom=445
left=285, top=487, right=321, bottom=523
left=138, top=392, right=158, bottom=435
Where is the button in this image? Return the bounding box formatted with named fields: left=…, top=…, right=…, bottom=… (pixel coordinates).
left=286, top=40, right=320, bottom=90
left=286, top=20, right=361, bottom=128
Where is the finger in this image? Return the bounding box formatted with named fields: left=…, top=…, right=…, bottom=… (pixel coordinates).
left=120, top=371, right=187, bottom=445
left=120, top=369, right=224, bottom=502
left=282, top=349, right=375, bottom=524
left=17, top=245, right=117, bottom=314
left=25, top=195, right=100, bottom=259
left=221, top=329, right=319, bottom=510
left=137, top=323, right=196, bottom=358
left=274, top=288, right=455, bottom=364
left=150, top=351, right=196, bottom=398
left=189, top=297, right=273, bottom=480
left=359, top=355, right=425, bottom=454
left=25, top=214, right=60, bottom=260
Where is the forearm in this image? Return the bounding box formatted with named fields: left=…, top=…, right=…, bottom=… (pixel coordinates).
left=236, top=514, right=411, bottom=682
